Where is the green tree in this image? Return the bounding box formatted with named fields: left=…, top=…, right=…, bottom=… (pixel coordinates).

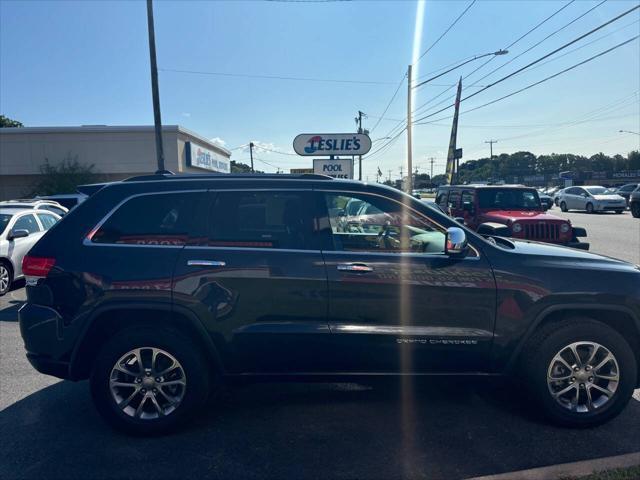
left=230, top=160, right=263, bottom=173
left=0, top=115, right=23, bottom=127
left=628, top=150, right=640, bottom=170
left=30, top=154, right=102, bottom=196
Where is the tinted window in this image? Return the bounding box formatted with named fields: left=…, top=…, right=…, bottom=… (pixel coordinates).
left=0, top=214, right=12, bottom=235
left=461, top=190, right=474, bottom=206
left=435, top=190, right=448, bottom=208
left=565, top=187, right=579, bottom=195
left=477, top=189, right=540, bottom=210
left=208, top=191, right=312, bottom=250
left=92, top=192, right=202, bottom=245
left=37, top=213, right=58, bottom=230
left=324, top=193, right=446, bottom=254
left=13, top=214, right=40, bottom=234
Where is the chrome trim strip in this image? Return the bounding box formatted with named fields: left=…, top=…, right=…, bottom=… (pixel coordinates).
left=184, top=246, right=322, bottom=254
left=187, top=260, right=226, bottom=267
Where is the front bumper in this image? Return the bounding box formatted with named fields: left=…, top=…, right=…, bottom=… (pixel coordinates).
left=26, top=353, right=70, bottom=379
left=566, top=241, right=590, bottom=250
left=595, top=203, right=626, bottom=211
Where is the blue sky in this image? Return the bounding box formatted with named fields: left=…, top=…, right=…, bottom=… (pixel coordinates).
left=1, top=0, right=639, bottom=179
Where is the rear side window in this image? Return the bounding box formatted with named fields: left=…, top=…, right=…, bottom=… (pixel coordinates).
left=207, top=191, right=312, bottom=249
left=13, top=214, right=41, bottom=234
left=91, top=192, right=202, bottom=245
left=37, top=213, right=58, bottom=230
left=461, top=190, right=474, bottom=206
left=39, top=205, right=66, bottom=216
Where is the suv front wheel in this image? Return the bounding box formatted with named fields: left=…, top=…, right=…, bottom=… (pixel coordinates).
left=90, top=326, right=211, bottom=435
left=521, top=318, right=637, bottom=427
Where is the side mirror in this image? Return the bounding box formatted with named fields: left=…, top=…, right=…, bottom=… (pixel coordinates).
left=445, top=227, right=469, bottom=258
left=8, top=229, right=29, bottom=240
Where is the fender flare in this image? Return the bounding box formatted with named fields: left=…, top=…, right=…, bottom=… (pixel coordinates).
left=68, top=301, right=224, bottom=379
left=503, top=303, right=640, bottom=375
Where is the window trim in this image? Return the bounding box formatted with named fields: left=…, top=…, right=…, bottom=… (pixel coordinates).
left=83, top=189, right=207, bottom=248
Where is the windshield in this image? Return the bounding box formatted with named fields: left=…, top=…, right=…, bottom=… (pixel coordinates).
left=585, top=187, right=614, bottom=195
left=477, top=189, right=541, bottom=210
left=0, top=214, right=12, bottom=235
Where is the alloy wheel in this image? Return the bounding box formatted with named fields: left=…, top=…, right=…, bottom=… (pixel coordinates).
left=0, top=265, right=9, bottom=294
left=547, top=341, right=619, bottom=413
left=109, top=347, right=187, bottom=420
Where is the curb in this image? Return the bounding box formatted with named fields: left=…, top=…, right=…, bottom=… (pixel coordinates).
left=465, top=452, right=640, bottom=480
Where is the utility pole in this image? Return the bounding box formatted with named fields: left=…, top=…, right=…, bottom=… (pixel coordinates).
left=249, top=142, right=255, bottom=173
left=429, top=157, right=435, bottom=179
left=406, top=64, right=413, bottom=193
left=485, top=140, right=498, bottom=159
left=355, top=110, right=366, bottom=181
left=146, top=0, right=165, bottom=172
left=388, top=169, right=392, bottom=183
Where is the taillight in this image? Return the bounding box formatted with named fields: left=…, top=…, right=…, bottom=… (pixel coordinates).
left=22, top=256, right=56, bottom=277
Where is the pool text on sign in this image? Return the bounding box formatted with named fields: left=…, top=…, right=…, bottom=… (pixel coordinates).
left=313, top=158, right=353, bottom=179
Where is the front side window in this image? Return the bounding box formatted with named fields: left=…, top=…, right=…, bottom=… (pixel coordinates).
left=37, top=213, right=58, bottom=230
left=448, top=190, right=461, bottom=208
left=13, top=214, right=40, bottom=234
left=91, top=192, right=202, bottom=245
left=324, top=192, right=446, bottom=254
left=477, top=189, right=540, bottom=210
left=435, top=190, right=448, bottom=208
left=207, top=191, right=312, bottom=250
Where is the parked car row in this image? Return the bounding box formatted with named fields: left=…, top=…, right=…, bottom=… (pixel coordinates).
left=0, top=196, right=84, bottom=295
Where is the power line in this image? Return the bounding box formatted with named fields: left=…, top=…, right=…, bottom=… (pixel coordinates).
left=471, top=0, right=607, bottom=87
left=413, top=4, right=640, bottom=123
left=159, top=68, right=396, bottom=86
left=370, top=72, right=407, bottom=133
left=411, top=0, right=579, bottom=117
left=416, top=0, right=477, bottom=63
left=254, top=146, right=298, bottom=156
left=414, top=37, right=639, bottom=126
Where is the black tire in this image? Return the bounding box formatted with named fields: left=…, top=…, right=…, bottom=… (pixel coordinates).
left=0, top=260, right=13, bottom=296
left=520, top=317, right=637, bottom=428
left=90, top=326, right=211, bottom=435
left=560, top=201, right=568, bottom=212
left=631, top=203, right=640, bottom=218
left=586, top=203, right=594, bottom=214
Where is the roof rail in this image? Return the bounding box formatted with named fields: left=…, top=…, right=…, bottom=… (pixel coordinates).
left=122, top=173, right=334, bottom=182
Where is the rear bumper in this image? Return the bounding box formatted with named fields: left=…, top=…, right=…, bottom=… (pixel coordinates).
left=19, top=303, right=73, bottom=380
left=26, top=353, right=70, bottom=379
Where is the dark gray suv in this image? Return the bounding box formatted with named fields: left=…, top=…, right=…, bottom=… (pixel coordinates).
left=19, top=173, right=640, bottom=435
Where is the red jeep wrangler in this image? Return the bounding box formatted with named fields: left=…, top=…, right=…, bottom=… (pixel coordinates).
left=435, top=185, right=589, bottom=249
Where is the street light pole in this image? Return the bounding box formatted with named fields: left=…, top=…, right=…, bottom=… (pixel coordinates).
left=146, top=0, right=165, bottom=173
left=619, top=129, right=640, bottom=136
left=406, top=64, right=413, bottom=193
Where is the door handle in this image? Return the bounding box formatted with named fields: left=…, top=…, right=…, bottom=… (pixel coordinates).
left=337, top=263, right=373, bottom=273
left=187, top=260, right=226, bottom=267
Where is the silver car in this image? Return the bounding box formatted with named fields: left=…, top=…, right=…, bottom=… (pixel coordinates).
left=558, top=186, right=627, bottom=214
left=0, top=208, right=61, bottom=295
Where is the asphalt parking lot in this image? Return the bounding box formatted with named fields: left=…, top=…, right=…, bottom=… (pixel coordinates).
left=1, top=211, right=639, bottom=480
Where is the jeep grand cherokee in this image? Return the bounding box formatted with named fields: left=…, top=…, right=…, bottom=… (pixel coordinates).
left=19, top=174, right=640, bottom=435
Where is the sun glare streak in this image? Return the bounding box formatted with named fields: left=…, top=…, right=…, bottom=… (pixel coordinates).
left=401, top=1, right=426, bottom=478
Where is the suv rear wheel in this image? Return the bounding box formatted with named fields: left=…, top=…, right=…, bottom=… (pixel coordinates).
left=90, top=326, right=211, bottom=435
left=521, top=318, right=637, bottom=427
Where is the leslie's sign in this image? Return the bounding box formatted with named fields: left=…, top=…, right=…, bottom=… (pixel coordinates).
left=185, top=142, right=230, bottom=173
left=293, top=133, right=371, bottom=156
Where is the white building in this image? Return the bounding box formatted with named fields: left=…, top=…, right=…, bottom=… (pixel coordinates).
left=0, top=125, right=231, bottom=200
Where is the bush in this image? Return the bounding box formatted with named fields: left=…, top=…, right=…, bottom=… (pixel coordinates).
left=30, top=155, right=102, bottom=196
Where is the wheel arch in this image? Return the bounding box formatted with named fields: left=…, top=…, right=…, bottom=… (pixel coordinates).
left=506, top=304, right=640, bottom=387
left=69, top=302, right=224, bottom=380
